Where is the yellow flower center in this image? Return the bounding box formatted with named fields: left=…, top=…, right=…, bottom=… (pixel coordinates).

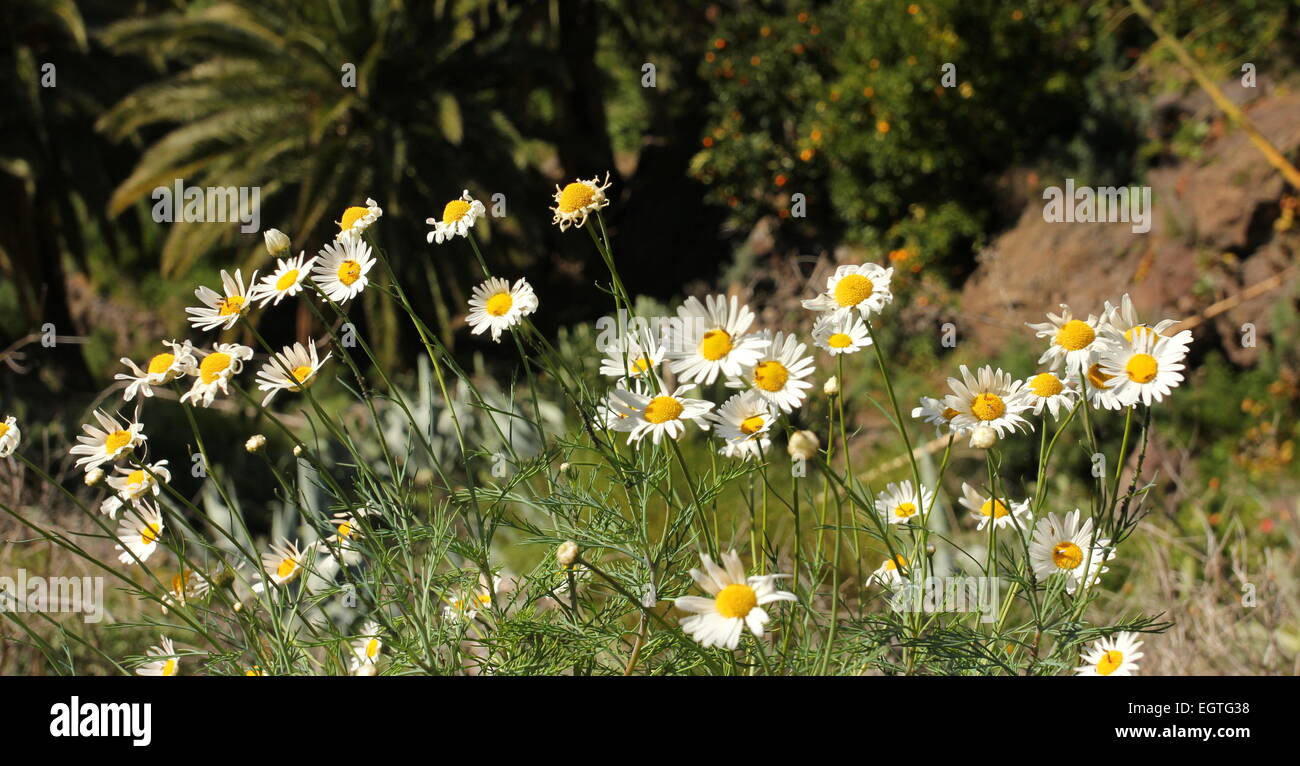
left=1054, top=319, right=1095, bottom=351
left=126, top=469, right=147, bottom=486
left=1087, top=363, right=1113, bottom=390
left=246, top=667, right=263, bottom=676
left=199, top=352, right=232, bottom=384
left=162, top=659, right=178, bottom=677
left=337, top=521, right=353, bottom=539
left=894, top=502, right=917, bottom=519
left=171, top=572, right=189, bottom=594
left=1029, top=372, right=1063, bottom=398
left=1123, top=325, right=1154, bottom=344
left=558, top=182, right=595, bottom=213
left=146, top=353, right=175, bottom=375
left=699, top=329, right=733, bottom=361
left=753, top=360, right=789, bottom=392
left=442, top=199, right=472, bottom=224
left=828, top=332, right=853, bottom=348
left=290, top=365, right=314, bottom=386
left=366, top=638, right=381, bottom=660
left=630, top=356, right=653, bottom=374
left=739, top=414, right=766, bottom=435
left=970, top=393, right=1006, bottom=421
left=277, top=558, right=298, bottom=579
left=644, top=396, right=684, bottom=424
left=1125, top=353, right=1158, bottom=384
left=833, top=274, right=874, bottom=307
left=339, top=206, right=369, bottom=231
left=337, top=260, right=361, bottom=286
left=0, top=423, right=9, bottom=438
left=979, top=499, right=1009, bottom=518
left=485, top=292, right=513, bottom=317
left=274, top=269, right=300, bottom=291
left=883, top=554, right=908, bottom=572
left=1052, top=541, right=1083, bottom=569
left=714, top=583, right=758, bottom=619
left=104, top=429, right=133, bottom=455
left=217, top=295, right=245, bottom=316
left=140, top=523, right=161, bottom=546
left=1096, top=649, right=1124, bottom=675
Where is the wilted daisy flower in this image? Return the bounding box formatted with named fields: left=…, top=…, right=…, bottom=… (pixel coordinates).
left=0, top=416, right=20, bottom=458
left=811, top=311, right=873, bottom=355
left=802, top=263, right=894, bottom=319
left=249, top=251, right=318, bottom=307
left=466, top=276, right=538, bottom=342
left=262, top=539, right=308, bottom=587
left=708, top=391, right=775, bottom=460
left=871, top=554, right=912, bottom=589
left=599, top=329, right=665, bottom=380
left=255, top=342, right=330, bottom=406
left=180, top=343, right=253, bottom=408
left=1023, top=371, right=1079, bottom=419
left=1082, top=362, right=1125, bottom=411
left=911, top=396, right=964, bottom=435
left=313, top=232, right=376, bottom=303
left=1101, top=294, right=1191, bottom=354
left=942, top=365, right=1033, bottom=438
left=1097, top=330, right=1188, bottom=407
left=1029, top=509, right=1113, bottom=594
left=665, top=294, right=766, bottom=385
left=161, top=569, right=211, bottom=613
left=550, top=173, right=611, bottom=231
left=349, top=620, right=384, bottom=676
left=674, top=550, right=795, bottom=650
left=101, top=460, right=171, bottom=518
left=336, top=198, right=383, bottom=239
left=136, top=636, right=180, bottom=677
left=187, top=269, right=256, bottom=332
left=115, top=340, right=198, bottom=401
left=114, top=503, right=164, bottom=565
left=1074, top=631, right=1144, bottom=676
left=957, top=482, right=1031, bottom=531
left=729, top=331, right=815, bottom=413
left=70, top=409, right=146, bottom=473
left=876, top=480, right=934, bottom=525
left=427, top=190, right=486, bottom=244
left=608, top=384, right=715, bottom=445
left=1027, top=305, right=1104, bottom=375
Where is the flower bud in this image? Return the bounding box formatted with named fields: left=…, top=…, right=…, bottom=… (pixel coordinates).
left=823, top=376, right=839, bottom=396
left=292, top=444, right=303, bottom=457
left=556, top=540, right=579, bottom=567
left=969, top=425, right=997, bottom=449
left=84, top=467, right=105, bottom=487
left=245, top=434, right=267, bottom=453
left=787, top=430, right=820, bottom=461
left=263, top=228, right=290, bottom=256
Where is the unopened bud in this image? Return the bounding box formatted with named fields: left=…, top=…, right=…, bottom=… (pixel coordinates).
left=84, top=467, right=105, bottom=487
left=823, top=376, right=839, bottom=396
left=557, top=540, right=579, bottom=567
left=969, top=425, right=997, bottom=449
left=292, top=444, right=303, bottom=457
left=787, top=430, right=820, bottom=461
left=263, top=228, right=290, bottom=256
left=245, top=434, right=267, bottom=453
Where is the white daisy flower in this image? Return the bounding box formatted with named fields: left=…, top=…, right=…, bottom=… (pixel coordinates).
left=161, top=568, right=211, bottom=613
left=550, top=173, right=612, bottom=231
left=312, top=232, right=376, bottom=303
left=910, top=396, right=965, bottom=435
left=255, top=341, right=331, bottom=406
left=811, top=311, right=873, bottom=355
left=1074, top=631, right=1144, bottom=676
left=1100, top=294, right=1191, bottom=353
left=326, top=509, right=372, bottom=566
left=335, top=198, right=383, bottom=240
left=1082, top=362, right=1126, bottom=411
left=598, top=328, right=665, bottom=380
left=665, top=294, right=767, bottom=385
left=443, top=576, right=500, bottom=622
left=871, top=554, right=912, bottom=589
left=728, top=330, right=815, bottom=413
left=1097, top=329, right=1188, bottom=407
left=941, top=365, right=1034, bottom=438
left=957, top=482, right=1031, bottom=531
left=249, top=251, right=318, bottom=307
left=875, top=480, right=934, bottom=525
left=186, top=269, right=256, bottom=332
left=427, top=190, right=486, bottom=244
left=261, top=539, right=308, bottom=587
left=0, top=416, right=20, bottom=458
left=607, top=384, right=715, bottom=445
left=101, top=460, right=171, bottom=519
left=136, top=636, right=180, bottom=677
left=1022, top=371, right=1079, bottom=420
left=466, top=276, right=538, bottom=342
left=674, top=550, right=795, bottom=650
left=114, top=502, right=164, bottom=565
left=707, top=391, right=776, bottom=460
left=115, top=340, right=198, bottom=401
left=599, top=377, right=648, bottom=431
left=1026, top=304, right=1105, bottom=375
left=180, top=343, right=254, bottom=408
left=1029, top=509, right=1113, bottom=594
left=70, top=410, right=146, bottom=473
left=802, top=263, right=894, bottom=319
left=349, top=620, right=384, bottom=676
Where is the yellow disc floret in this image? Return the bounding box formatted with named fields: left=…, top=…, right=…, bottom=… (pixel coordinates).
left=714, top=583, right=758, bottom=619
left=1054, top=319, right=1095, bottom=351
left=833, top=274, right=874, bottom=307
left=644, top=396, right=684, bottom=424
